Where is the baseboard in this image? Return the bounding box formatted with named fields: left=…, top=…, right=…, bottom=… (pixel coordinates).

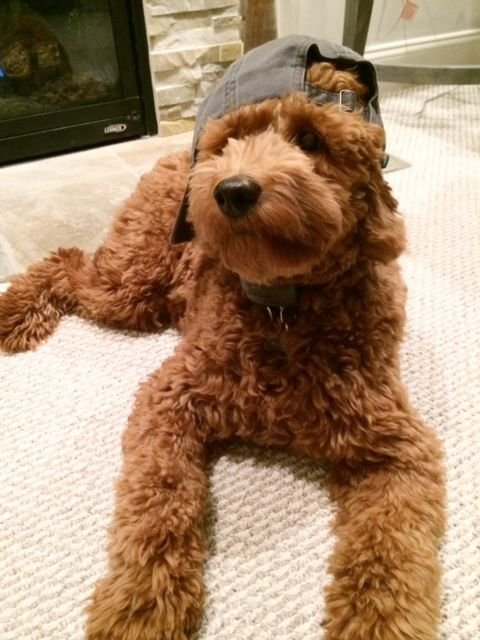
left=366, top=28, right=480, bottom=63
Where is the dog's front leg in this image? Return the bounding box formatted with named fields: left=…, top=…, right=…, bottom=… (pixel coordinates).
left=323, top=419, right=445, bottom=640
left=86, top=361, right=209, bottom=640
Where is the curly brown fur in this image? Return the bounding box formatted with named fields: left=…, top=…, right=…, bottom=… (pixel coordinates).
left=0, top=62, right=445, bottom=640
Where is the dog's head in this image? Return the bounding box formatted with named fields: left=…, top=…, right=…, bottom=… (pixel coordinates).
left=173, top=38, right=405, bottom=285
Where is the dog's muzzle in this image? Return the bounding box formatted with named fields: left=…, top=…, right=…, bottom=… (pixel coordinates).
left=214, top=175, right=262, bottom=219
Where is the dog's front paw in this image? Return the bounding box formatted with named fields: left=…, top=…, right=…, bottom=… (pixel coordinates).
left=0, top=285, right=62, bottom=352
left=85, top=564, right=204, bottom=640
left=322, top=567, right=439, bottom=640
left=0, top=250, right=79, bottom=352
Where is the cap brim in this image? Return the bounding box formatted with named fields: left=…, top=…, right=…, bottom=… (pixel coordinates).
left=170, top=192, right=195, bottom=244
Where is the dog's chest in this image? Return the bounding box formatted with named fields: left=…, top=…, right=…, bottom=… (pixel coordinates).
left=183, top=277, right=385, bottom=442
left=199, top=313, right=350, bottom=420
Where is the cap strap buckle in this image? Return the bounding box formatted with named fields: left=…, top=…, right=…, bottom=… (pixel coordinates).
left=338, top=89, right=357, bottom=112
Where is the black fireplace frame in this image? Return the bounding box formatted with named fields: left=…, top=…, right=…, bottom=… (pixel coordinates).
left=0, top=0, right=157, bottom=165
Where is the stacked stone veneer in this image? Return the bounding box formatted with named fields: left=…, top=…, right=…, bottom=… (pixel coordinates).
left=144, top=0, right=243, bottom=135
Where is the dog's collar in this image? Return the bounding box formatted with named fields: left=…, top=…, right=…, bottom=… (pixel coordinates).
left=240, top=280, right=299, bottom=307
left=240, top=279, right=299, bottom=331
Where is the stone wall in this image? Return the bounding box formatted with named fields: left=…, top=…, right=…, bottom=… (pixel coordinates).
left=143, top=0, right=243, bottom=135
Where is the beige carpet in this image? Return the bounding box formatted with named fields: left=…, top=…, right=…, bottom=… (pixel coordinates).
left=1, top=84, right=479, bottom=639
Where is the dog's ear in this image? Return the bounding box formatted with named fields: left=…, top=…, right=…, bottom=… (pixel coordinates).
left=359, top=181, right=406, bottom=263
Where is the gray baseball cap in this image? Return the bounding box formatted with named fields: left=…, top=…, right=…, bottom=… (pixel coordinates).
left=171, top=35, right=384, bottom=244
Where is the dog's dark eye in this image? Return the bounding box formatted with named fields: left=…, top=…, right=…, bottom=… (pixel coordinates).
left=297, top=131, right=321, bottom=152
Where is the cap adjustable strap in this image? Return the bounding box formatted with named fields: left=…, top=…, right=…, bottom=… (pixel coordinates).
left=307, top=87, right=381, bottom=123
left=309, top=87, right=357, bottom=111
left=308, top=87, right=389, bottom=168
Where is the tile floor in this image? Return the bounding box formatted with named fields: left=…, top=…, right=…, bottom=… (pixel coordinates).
left=0, top=132, right=193, bottom=281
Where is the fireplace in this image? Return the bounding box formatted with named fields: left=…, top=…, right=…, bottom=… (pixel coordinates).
left=0, top=0, right=157, bottom=165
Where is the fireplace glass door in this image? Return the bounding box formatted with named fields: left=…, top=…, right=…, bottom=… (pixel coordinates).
left=0, top=0, right=156, bottom=164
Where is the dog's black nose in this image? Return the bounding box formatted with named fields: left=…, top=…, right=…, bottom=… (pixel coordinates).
left=214, top=176, right=261, bottom=218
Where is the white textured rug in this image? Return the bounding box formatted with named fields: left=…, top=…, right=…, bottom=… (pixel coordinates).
left=1, top=85, right=479, bottom=640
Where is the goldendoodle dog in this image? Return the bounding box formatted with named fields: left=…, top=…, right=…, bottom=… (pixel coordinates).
left=0, top=36, right=444, bottom=640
